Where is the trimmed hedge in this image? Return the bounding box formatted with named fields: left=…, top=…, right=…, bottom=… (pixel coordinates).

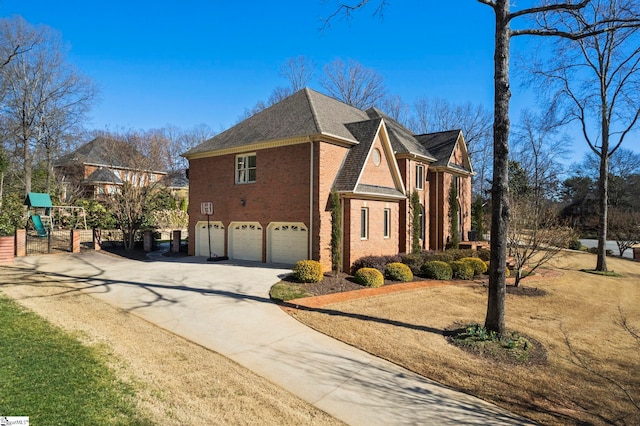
left=460, top=257, right=488, bottom=276
left=351, top=254, right=402, bottom=275
left=293, top=260, right=324, bottom=283
left=385, top=262, right=414, bottom=282
left=450, top=261, right=474, bottom=280
left=354, top=267, right=384, bottom=288
left=400, top=252, right=424, bottom=274
left=421, top=261, right=453, bottom=280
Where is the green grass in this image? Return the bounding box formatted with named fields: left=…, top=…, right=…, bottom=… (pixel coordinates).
left=580, top=269, right=623, bottom=277
left=0, top=296, right=152, bottom=425
left=269, top=281, right=312, bottom=302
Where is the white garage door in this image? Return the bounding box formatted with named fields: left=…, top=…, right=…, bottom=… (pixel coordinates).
left=268, top=222, right=308, bottom=264
left=195, top=221, right=225, bottom=257
left=229, top=222, right=263, bottom=261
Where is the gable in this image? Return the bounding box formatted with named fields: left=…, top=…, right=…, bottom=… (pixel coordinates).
left=334, top=119, right=405, bottom=199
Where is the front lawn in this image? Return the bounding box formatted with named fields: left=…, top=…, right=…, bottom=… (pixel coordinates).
left=0, top=296, right=152, bottom=425
left=288, top=251, right=640, bottom=425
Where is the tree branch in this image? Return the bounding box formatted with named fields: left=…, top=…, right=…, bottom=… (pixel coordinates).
left=509, top=0, right=589, bottom=22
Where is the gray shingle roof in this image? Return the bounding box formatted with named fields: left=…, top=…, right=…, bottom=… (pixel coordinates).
left=365, top=108, right=436, bottom=161
left=334, top=119, right=383, bottom=192
left=416, top=130, right=467, bottom=169
left=184, top=89, right=371, bottom=156
left=84, top=167, right=123, bottom=184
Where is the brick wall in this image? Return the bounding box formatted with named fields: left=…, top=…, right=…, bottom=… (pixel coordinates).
left=343, top=198, right=400, bottom=272
left=314, top=141, right=349, bottom=270
left=358, top=135, right=397, bottom=188
left=188, top=143, right=312, bottom=259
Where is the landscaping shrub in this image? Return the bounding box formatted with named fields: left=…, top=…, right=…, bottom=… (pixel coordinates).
left=293, top=260, right=323, bottom=283
left=483, top=261, right=511, bottom=277
left=450, top=261, right=474, bottom=280
left=354, top=267, right=384, bottom=288
left=423, top=251, right=454, bottom=263
left=351, top=254, right=401, bottom=274
left=460, top=257, right=488, bottom=276
left=445, top=248, right=475, bottom=260
left=476, top=248, right=491, bottom=261
left=421, top=261, right=453, bottom=280
left=567, top=237, right=582, bottom=250
left=400, top=252, right=424, bottom=274
left=385, top=262, right=414, bottom=282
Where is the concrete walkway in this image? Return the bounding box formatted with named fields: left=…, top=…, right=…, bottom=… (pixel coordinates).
left=15, top=251, right=533, bottom=425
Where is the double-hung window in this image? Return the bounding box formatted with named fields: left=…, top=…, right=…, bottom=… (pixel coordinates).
left=416, top=165, right=424, bottom=190
left=360, top=208, right=369, bottom=240
left=236, top=154, right=256, bottom=184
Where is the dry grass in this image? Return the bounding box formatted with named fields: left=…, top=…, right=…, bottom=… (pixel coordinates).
left=0, top=265, right=342, bottom=426
left=289, top=251, right=640, bottom=425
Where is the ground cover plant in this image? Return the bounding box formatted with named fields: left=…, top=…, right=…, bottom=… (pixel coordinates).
left=288, top=251, right=640, bottom=425
left=0, top=296, right=151, bottom=425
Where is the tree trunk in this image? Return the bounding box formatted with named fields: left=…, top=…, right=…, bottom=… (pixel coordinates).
left=485, top=0, right=510, bottom=336
left=596, top=153, right=608, bottom=271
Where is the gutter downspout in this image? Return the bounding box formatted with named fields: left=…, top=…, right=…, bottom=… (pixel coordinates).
left=309, top=139, right=313, bottom=260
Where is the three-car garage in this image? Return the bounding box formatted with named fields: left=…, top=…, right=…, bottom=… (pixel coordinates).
left=194, top=221, right=308, bottom=265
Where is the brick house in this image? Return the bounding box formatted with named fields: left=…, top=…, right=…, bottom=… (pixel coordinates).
left=183, top=88, right=472, bottom=271
left=55, top=137, right=168, bottom=201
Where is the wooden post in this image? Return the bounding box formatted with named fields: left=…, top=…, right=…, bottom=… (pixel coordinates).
left=93, top=229, right=101, bottom=251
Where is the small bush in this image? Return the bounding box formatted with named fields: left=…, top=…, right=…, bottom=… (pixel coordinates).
left=450, top=261, right=474, bottom=280
left=385, top=262, right=414, bottom=282
left=400, top=252, right=424, bottom=274
left=421, top=261, right=453, bottom=280
left=293, top=260, right=323, bottom=283
left=354, top=267, right=384, bottom=288
left=351, top=254, right=402, bottom=275
left=588, top=247, right=613, bottom=256
left=484, top=261, right=511, bottom=277
left=567, top=237, right=582, bottom=250
left=460, top=257, right=488, bottom=276
left=446, top=248, right=476, bottom=260
left=423, top=251, right=454, bottom=263
left=476, top=248, right=491, bottom=261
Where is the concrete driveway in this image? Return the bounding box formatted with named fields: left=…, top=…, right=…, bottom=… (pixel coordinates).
left=15, top=251, right=533, bottom=425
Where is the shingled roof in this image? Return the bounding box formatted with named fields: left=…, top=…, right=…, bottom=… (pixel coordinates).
left=416, top=130, right=472, bottom=173
left=184, top=89, right=371, bottom=157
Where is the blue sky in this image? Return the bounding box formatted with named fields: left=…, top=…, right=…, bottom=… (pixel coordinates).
left=2, top=1, right=636, bottom=161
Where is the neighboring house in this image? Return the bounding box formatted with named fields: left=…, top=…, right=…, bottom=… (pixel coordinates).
left=183, top=88, right=473, bottom=270
left=55, top=137, right=168, bottom=201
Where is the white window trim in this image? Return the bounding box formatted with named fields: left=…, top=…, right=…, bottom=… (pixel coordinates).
left=236, top=153, right=257, bottom=184
left=360, top=207, right=369, bottom=240
left=416, top=165, right=424, bottom=190
left=383, top=208, right=391, bottom=239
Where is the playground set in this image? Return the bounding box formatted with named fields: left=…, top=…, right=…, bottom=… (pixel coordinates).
left=24, top=192, right=87, bottom=236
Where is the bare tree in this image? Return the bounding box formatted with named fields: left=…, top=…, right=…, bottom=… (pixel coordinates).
left=380, top=94, right=409, bottom=125
left=508, top=198, right=575, bottom=286
left=279, top=56, right=316, bottom=91
left=608, top=207, right=640, bottom=256
left=320, top=58, right=385, bottom=109
left=530, top=0, right=640, bottom=272
left=0, top=17, right=96, bottom=196
left=511, top=108, right=569, bottom=202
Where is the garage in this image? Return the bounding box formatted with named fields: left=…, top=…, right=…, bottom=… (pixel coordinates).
left=228, top=222, right=263, bottom=261
left=268, top=222, right=308, bottom=264
left=195, top=221, right=225, bottom=257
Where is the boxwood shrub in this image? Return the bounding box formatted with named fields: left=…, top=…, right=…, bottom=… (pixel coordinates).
left=293, top=260, right=324, bottom=283
left=449, top=260, right=474, bottom=280
left=421, top=261, right=453, bottom=280
left=354, top=267, right=384, bottom=288
left=351, top=254, right=402, bottom=275
left=460, top=257, right=488, bottom=276
left=400, top=252, right=424, bottom=274
left=385, top=262, right=414, bottom=282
